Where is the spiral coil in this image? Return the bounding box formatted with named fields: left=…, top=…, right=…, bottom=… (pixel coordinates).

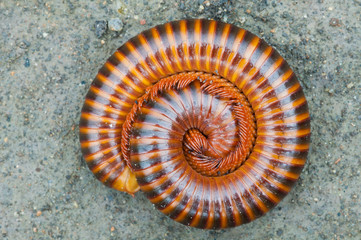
left=80, top=19, right=310, bottom=229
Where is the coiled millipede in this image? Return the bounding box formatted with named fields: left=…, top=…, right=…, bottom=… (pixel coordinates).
left=80, top=19, right=310, bottom=229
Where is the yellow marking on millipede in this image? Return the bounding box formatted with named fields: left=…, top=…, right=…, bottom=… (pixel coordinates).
left=189, top=178, right=205, bottom=227
left=205, top=181, right=215, bottom=229
left=223, top=29, right=246, bottom=77
left=189, top=182, right=205, bottom=227
left=131, top=148, right=180, bottom=160
left=194, top=19, right=202, bottom=70
left=179, top=20, right=192, bottom=69
left=147, top=163, right=189, bottom=203
left=96, top=73, right=137, bottom=100
left=248, top=85, right=272, bottom=104
left=250, top=155, right=299, bottom=180
left=205, top=20, right=217, bottom=71
left=235, top=37, right=261, bottom=89
left=241, top=47, right=273, bottom=94
left=214, top=24, right=231, bottom=71
left=89, top=86, right=132, bottom=108
left=214, top=47, right=224, bottom=73
left=257, top=127, right=310, bottom=137
left=81, top=137, right=121, bottom=148
left=230, top=58, right=247, bottom=83
left=244, top=37, right=260, bottom=59
left=277, top=82, right=301, bottom=99
left=104, top=62, right=146, bottom=93
left=84, top=99, right=127, bottom=116
left=278, top=155, right=306, bottom=165
left=215, top=181, right=229, bottom=229
left=255, top=107, right=283, bottom=119
left=79, top=127, right=122, bottom=134
left=151, top=28, right=175, bottom=73
left=248, top=157, right=291, bottom=193
left=252, top=148, right=305, bottom=166
left=245, top=164, right=281, bottom=204
left=244, top=76, right=265, bottom=96
left=252, top=82, right=300, bottom=112
left=84, top=143, right=122, bottom=162
left=257, top=112, right=310, bottom=126
left=136, top=156, right=180, bottom=178
left=255, top=46, right=273, bottom=69
left=240, top=166, right=270, bottom=213
left=255, top=139, right=310, bottom=151
left=165, top=23, right=183, bottom=71
left=112, top=52, right=152, bottom=87
left=93, top=153, right=122, bottom=172
left=99, top=160, right=124, bottom=183
left=221, top=179, right=242, bottom=226
left=160, top=171, right=194, bottom=215
left=81, top=112, right=123, bottom=125
left=173, top=180, right=198, bottom=222
left=138, top=157, right=186, bottom=192
left=124, top=42, right=158, bottom=80
left=281, top=96, right=306, bottom=111
left=263, top=57, right=284, bottom=78
left=270, top=69, right=293, bottom=89
left=91, top=159, right=112, bottom=174
left=278, top=142, right=310, bottom=151
left=253, top=96, right=278, bottom=111
left=238, top=67, right=258, bottom=90
left=138, top=34, right=166, bottom=76
left=232, top=174, right=256, bottom=221
left=250, top=158, right=291, bottom=184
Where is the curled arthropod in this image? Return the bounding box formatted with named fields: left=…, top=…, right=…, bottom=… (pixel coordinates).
left=79, top=19, right=310, bottom=229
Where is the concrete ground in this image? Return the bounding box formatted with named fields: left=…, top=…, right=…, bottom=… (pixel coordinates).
left=0, top=0, right=360, bottom=239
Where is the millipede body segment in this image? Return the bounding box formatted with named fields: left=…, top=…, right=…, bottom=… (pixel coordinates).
left=79, top=19, right=310, bottom=229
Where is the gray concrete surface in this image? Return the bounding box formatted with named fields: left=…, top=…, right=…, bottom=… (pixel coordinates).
left=0, top=0, right=360, bottom=239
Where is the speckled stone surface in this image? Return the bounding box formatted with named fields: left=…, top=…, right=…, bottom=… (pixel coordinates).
left=0, top=0, right=360, bottom=239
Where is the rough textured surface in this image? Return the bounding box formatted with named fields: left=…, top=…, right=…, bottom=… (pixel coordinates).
left=0, top=0, right=360, bottom=239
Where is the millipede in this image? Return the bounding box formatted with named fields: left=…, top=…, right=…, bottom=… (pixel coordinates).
left=79, top=19, right=311, bottom=229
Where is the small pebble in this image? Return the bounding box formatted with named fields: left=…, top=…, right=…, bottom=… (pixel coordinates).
left=346, top=83, right=354, bottom=89
left=140, top=19, right=146, bottom=25
left=108, top=18, right=123, bottom=32
left=239, top=17, right=246, bottom=24
left=24, top=58, right=30, bottom=67
left=36, top=210, right=42, bottom=217
left=329, top=18, right=340, bottom=27
left=19, top=40, right=30, bottom=49
left=94, top=20, right=107, bottom=38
